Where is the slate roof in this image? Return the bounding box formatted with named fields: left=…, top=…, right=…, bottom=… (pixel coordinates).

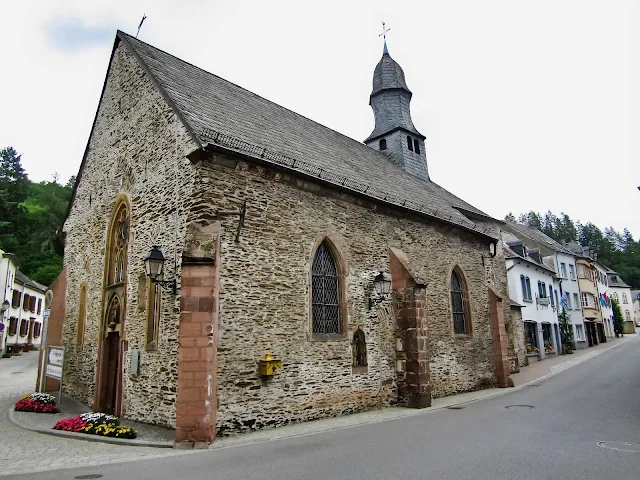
left=371, top=51, right=412, bottom=97
left=501, top=222, right=574, bottom=256
left=502, top=235, right=556, bottom=275
left=15, top=271, right=47, bottom=293
left=115, top=31, right=498, bottom=240
left=606, top=270, right=631, bottom=288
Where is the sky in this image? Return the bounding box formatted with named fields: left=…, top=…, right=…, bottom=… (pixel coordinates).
left=1, top=0, right=638, bottom=237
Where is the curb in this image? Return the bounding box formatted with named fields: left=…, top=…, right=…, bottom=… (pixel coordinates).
left=8, top=407, right=174, bottom=448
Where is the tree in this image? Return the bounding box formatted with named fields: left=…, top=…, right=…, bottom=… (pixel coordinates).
left=0, top=146, right=72, bottom=286
left=558, top=308, right=574, bottom=354
left=612, top=298, right=625, bottom=337
left=65, top=175, right=76, bottom=189
left=0, top=147, right=29, bottom=251
left=504, top=212, right=516, bottom=222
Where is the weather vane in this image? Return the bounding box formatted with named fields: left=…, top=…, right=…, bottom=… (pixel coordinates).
left=379, top=21, right=390, bottom=53
left=379, top=21, right=390, bottom=42
left=136, top=13, right=147, bottom=38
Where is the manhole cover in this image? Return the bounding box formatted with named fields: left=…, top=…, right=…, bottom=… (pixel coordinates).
left=596, top=441, right=640, bottom=453
left=11, top=372, right=22, bottom=375
left=505, top=405, right=534, bottom=409
left=447, top=406, right=465, bottom=410
left=74, top=475, right=103, bottom=479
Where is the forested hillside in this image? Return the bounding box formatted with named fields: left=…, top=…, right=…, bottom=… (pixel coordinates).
left=505, top=211, right=640, bottom=289
left=0, top=147, right=73, bottom=286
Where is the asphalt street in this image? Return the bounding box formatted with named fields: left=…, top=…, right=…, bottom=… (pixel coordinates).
left=9, top=337, right=640, bottom=480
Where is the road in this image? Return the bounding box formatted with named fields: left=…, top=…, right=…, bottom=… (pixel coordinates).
left=6, top=337, right=640, bottom=480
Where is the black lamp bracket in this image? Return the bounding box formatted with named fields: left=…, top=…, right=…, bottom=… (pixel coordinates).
left=215, top=200, right=247, bottom=242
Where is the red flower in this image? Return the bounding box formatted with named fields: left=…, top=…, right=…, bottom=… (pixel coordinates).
left=14, top=398, right=59, bottom=413
left=53, top=416, right=89, bottom=432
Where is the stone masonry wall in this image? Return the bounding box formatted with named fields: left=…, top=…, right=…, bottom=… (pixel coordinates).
left=61, top=42, right=197, bottom=427
left=189, top=154, right=509, bottom=435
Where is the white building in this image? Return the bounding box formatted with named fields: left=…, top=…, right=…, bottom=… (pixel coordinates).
left=503, top=236, right=561, bottom=362
left=594, top=262, right=613, bottom=339
left=0, top=249, right=19, bottom=356
left=502, top=223, right=587, bottom=350
left=632, top=290, right=640, bottom=326
left=2, top=263, right=47, bottom=355
left=606, top=270, right=635, bottom=334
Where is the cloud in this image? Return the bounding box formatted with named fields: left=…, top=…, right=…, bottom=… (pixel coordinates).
left=44, top=18, right=116, bottom=53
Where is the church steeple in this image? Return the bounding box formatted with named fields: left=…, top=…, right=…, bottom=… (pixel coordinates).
left=364, top=41, right=429, bottom=181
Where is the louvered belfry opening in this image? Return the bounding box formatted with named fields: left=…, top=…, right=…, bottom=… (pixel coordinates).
left=312, top=242, right=341, bottom=334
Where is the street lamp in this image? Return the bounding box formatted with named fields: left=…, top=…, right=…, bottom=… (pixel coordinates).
left=144, top=246, right=177, bottom=295
left=369, top=271, right=392, bottom=310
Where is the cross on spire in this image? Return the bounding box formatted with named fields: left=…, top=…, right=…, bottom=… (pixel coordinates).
left=379, top=21, right=390, bottom=54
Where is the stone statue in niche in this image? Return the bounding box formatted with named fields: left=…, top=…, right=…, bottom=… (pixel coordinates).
left=352, top=327, right=367, bottom=367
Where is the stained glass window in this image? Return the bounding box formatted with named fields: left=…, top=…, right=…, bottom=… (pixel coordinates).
left=312, top=242, right=341, bottom=334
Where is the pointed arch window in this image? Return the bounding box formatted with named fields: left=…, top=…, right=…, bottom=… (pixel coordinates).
left=451, top=269, right=471, bottom=335
left=77, top=283, right=87, bottom=349
left=107, top=204, right=129, bottom=287
left=311, top=242, right=342, bottom=335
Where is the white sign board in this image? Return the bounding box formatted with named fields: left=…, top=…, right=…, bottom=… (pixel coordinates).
left=46, top=364, right=62, bottom=379
left=43, top=309, right=50, bottom=318
left=48, top=347, right=64, bottom=366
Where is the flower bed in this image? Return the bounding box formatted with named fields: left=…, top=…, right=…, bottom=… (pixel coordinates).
left=14, top=393, right=59, bottom=413
left=54, top=413, right=136, bottom=439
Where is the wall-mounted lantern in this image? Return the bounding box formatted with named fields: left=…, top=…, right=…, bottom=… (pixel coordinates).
left=259, top=352, right=282, bottom=377
left=144, top=246, right=177, bottom=295
left=1, top=300, right=9, bottom=315
left=369, top=271, right=392, bottom=310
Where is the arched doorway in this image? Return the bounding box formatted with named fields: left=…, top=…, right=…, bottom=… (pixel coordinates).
left=96, top=198, right=129, bottom=415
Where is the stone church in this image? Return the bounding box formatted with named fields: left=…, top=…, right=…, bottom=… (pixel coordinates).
left=59, top=30, right=513, bottom=445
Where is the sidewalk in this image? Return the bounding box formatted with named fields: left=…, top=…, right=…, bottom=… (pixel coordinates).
left=511, top=333, right=637, bottom=386
left=9, top=393, right=174, bottom=447
left=207, top=333, right=639, bottom=450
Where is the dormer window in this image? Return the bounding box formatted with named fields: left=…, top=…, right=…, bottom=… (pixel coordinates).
left=379, top=138, right=387, bottom=151
left=413, top=139, right=420, bottom=154
left=406, top=135, right=413, bottom=151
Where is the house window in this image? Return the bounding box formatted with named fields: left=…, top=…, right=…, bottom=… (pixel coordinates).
left=311, top=241, right=341, bottom=334
left=413, top=139, right=420, bottom=154
left=582, top=293, right=594, bottom=308
left=566, top=294, right=572, bottom=309
left=520, top=275, right=527, bottom=301
left=549, top=286, right=555, bottom=306
left=525, top=277, right=532, bottom=301
left=146, top=280, right=162, bottom=350
left=33, top=322, right=41, bottom=338
left=77, top=283, right=87, bottom=348
left=11, top=290, right=20, bottom=308
left=22, top=294, right=29, bottom=311
left=525, top=322, right=538, bottom=354
left=554, top=290, right=559, bottom=309
left=379, top=138, right=387, bottom=151
left=612, top=292, right=619, bottom=301
left=37, top=299, right=42, bottom=314
left=560, top=263, right=567, bottom=278
left=8, top=317, right=18, bottom=336
left=575, top=324, right=584, bottom=341
left=569, top=265, right=575, bottom=280
left=622, top=293, right=628, bottom=304
left=19, top=319, right=28, bottom=336
left=406, top=135, right=413, bottom=151
left=625, top=310, right=631, bottom=321
left=573, top=293, right=579, bottom=310
left=451, top=269, right=471, bottom=335
left=542, top=323, right=552, bottom=348
left=538, top=281, right=546, bottom=298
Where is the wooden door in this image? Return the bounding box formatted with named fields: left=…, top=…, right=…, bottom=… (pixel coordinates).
left=102, top=332, right=120, bottom=415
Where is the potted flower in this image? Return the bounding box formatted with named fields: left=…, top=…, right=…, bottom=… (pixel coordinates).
left=544, top=341, right=555, bottom=354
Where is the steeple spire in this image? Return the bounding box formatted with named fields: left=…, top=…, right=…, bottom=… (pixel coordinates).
left=364, top=31, right=429, bottom=181
left=379, top=21, right=390, bottom=55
